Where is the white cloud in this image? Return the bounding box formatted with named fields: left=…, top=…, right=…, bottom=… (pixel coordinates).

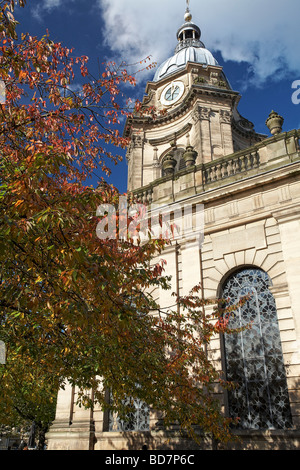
left=32, top=0, right=73, bottom=22
left=44, top=0, right=62, bottom=9
left=96, top=0, right=181, bottom=75
left=30, top=0, right=300, bottom=87
left=96, top=0, right=300, bottom=87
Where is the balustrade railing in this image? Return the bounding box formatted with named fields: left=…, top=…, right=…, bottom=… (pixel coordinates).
left=132, top=148, right=261, bottom=203
left=203, top=150, right=260, bottom=184
left=131, top=186, right=153, bottom=205
left=131, top=130, right=300, bottom=203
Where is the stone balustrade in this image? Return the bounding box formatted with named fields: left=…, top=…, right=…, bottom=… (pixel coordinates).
left=131, top=130, right=300, bottom=205
left=204, top=149, right=260, bottom=184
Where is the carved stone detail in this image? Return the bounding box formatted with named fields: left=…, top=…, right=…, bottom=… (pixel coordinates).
left=132, top=134, right=143, bottom=148
left=192, top=106, right=211, bottom=123
left=219, top=109, right=232, bottom=124
left=199, top=107, right=211, bottom=120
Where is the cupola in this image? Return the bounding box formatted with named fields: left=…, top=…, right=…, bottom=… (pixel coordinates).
left=153, top=3, right=218, bottom=82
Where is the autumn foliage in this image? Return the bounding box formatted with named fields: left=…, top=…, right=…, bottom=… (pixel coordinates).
left=0, top=0, right=245, bottom=447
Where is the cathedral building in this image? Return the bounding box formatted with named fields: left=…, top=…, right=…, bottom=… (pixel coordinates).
left=46, top=5, right=300, bottom=450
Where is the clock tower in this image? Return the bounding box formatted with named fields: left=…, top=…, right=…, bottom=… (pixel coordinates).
left=125, top=5, right=265, bottom=194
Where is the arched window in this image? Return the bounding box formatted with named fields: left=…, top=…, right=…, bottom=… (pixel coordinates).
left=222, top=268, right=292, bottom=430
left=108, top=396, right=150, bottom=432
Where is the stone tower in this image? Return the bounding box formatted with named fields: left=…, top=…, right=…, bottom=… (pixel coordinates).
left=125, top=5, right=265, bottom=194
left=46, top=4, right=300, bottom=450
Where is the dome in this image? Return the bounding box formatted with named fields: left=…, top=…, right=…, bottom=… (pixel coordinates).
left=153, top=6, right=218, bottom=83
left=153, top=45, right=218, bottom=82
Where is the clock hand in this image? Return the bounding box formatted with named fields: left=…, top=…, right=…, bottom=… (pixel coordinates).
left=171, top=83, right=175, bottom=98
left=172, top=86, right=179, bottom=99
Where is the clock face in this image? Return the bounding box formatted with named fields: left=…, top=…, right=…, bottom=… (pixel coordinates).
left=165, top=85, right=180, bottom=101
left=160, top=81, right=184, bottom=106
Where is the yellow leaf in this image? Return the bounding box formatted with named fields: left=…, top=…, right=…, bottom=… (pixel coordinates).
left=14, top=199, right=24, bottom=207
left=18, top=70, right=27, bottom=81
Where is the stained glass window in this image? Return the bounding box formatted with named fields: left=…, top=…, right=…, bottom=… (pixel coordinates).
left=108, top=397, right=150, bottom=432
left=222, top=268, right=293, bottom=430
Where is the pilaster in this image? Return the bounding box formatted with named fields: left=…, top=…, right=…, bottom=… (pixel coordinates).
left=46, top=384, right=95, bottom=450
left=130, top=133, right=144, bottom=190
left=272, top=204, right=300, bottom=345
left=199, top=107, right=212, bottom=163
left=220, top=109, right=234, bottom=156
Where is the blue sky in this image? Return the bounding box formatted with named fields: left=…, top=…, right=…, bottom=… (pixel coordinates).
left=13, top=0, right=300, bottom=193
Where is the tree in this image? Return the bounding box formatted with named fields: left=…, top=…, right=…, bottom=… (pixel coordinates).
left=0, top=353, right=58, bottom=449
left=0, top=1, right=245, bottom=447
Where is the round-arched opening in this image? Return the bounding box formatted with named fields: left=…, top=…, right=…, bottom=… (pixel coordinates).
left=220, top=267, right=293, bottom=430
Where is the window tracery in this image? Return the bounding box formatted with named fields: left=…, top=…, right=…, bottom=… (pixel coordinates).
left=222, top=268, right=292, bottom=430
left=108, top=397, right=150, bottom=432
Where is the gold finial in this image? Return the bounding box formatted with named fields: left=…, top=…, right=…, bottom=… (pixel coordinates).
left=184, top=0, right=192, bottom=22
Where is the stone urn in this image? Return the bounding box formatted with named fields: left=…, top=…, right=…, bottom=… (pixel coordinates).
left=162, top=153, right=177, bottom=176
left=266, top=110, right=284, bottom=135
left=183, top=145, right=198, bottom=167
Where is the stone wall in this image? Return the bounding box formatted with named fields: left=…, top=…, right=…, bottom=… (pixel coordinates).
left=46, top=130, right=300, bottom=450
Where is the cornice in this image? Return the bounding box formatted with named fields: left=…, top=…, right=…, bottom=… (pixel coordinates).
left=232, top=118, right=266, bottom=141
left=145, top=62, right=224, bottom=93
left=123, top=84, right=240, bottom=137
left=272, top=203, right=300, bottom=224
